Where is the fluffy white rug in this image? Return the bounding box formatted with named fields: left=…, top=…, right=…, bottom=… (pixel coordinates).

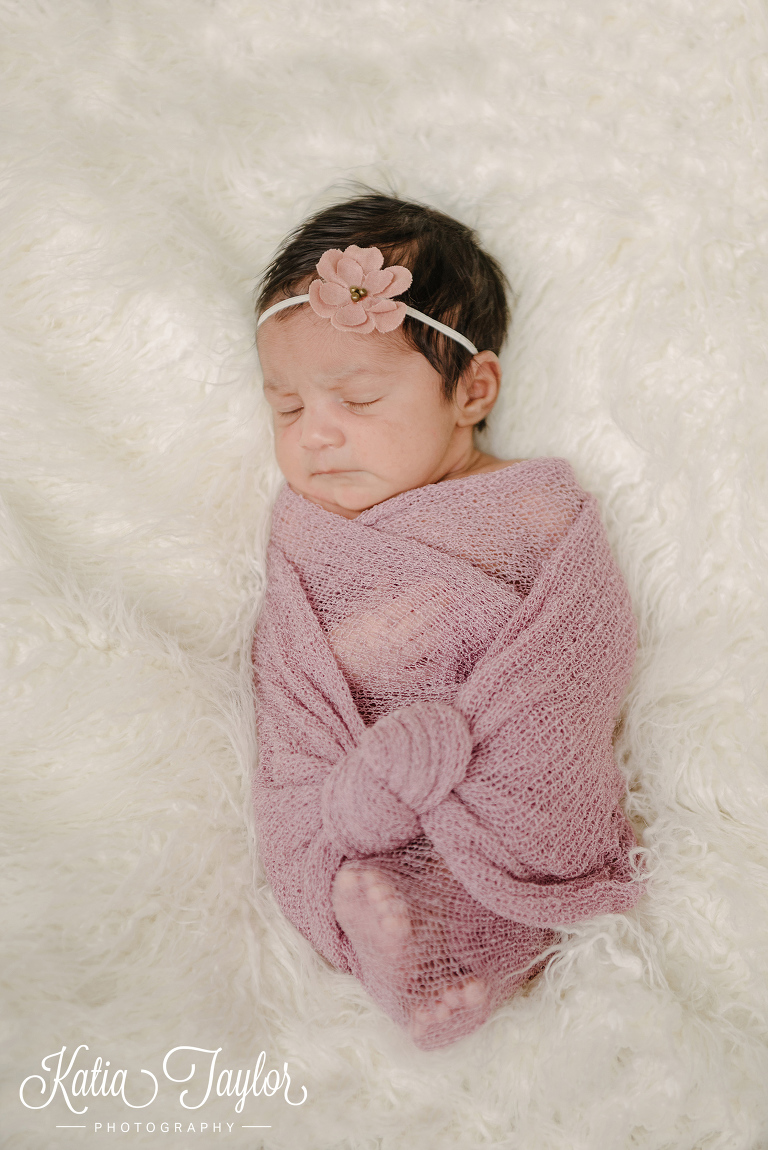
left=3, top=1, right=768, bottom=1147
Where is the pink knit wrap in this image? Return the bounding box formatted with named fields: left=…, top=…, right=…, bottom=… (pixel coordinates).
left=252, top=458, right=643, bottom=1036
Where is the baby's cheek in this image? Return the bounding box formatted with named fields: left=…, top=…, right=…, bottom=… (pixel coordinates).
left=272, top=433, right=299, bottom=483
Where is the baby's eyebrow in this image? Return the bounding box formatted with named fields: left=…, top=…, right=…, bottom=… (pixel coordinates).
left=327, top=366, right=372, bottom=378
left=263, top=370, right=382, bottom=395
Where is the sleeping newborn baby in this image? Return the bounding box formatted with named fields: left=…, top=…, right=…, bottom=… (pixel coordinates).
left=252, top=195, right=641, bottom=1049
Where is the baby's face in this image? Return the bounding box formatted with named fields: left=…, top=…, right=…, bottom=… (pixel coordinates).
left=258, top=307, right=469, bottom=518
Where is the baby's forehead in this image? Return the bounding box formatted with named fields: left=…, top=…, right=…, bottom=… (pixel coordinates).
left=262, top=365, right=386, bottom=394
left=259, top=317, right=417, bottom=387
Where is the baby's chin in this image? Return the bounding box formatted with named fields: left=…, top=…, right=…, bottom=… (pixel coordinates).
left=292, top=471, right=406, bottom=518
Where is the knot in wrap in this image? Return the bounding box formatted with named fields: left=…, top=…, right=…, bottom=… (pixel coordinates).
left=321, top=701, right=473, bottom=857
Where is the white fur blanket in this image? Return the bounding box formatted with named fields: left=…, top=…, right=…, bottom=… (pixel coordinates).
left=2, top=1, right=768, bottom=1147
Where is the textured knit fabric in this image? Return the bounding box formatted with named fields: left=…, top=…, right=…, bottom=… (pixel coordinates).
left=252, top=457, right=644, bottom=1046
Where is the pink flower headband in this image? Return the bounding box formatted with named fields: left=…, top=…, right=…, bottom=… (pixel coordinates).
left=257, top=244, right=479, bottom=355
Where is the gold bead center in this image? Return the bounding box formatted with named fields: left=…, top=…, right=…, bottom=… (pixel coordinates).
left=349, top=286, right=367, bottom=302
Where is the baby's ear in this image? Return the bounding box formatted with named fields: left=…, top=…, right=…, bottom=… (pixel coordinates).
left=456, top=352, right=501, bottom=425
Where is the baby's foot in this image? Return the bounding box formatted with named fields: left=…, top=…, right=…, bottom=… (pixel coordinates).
left=409, top=976, right=491, bottom=1051
left=332, top=862, right=493, bottom=1049
left=332, top=862, right=412, bottom=961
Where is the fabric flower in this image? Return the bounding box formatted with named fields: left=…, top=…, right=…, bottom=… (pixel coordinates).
left=308, top=245, right=413, bottom=334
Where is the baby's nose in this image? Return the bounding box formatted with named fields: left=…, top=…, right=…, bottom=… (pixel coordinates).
left=298, top=405, right=345, bottom=450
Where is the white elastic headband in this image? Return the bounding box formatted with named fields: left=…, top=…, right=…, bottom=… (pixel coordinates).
left=257, top=295, right=479, bottom=356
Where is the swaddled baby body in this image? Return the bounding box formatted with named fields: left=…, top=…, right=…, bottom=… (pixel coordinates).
left=253, top=193, right=641, bottom=1048
left=326, top=577, right=514, bottom=720
left=275, top=466, right=578, bottom=727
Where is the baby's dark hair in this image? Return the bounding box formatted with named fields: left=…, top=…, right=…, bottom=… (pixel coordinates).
left=255, top=192, right=512, bottom=431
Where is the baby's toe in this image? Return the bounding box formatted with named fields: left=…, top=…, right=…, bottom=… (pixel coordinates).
left=441, top=986, right=466, bottom=1009
left=365, top=879, right=393, bottom=903
left=380, top=909, right=410, bottom=940
left=432, top=999, right=452, bottom=1023
left=460, top=978, right=487, bottom=1007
